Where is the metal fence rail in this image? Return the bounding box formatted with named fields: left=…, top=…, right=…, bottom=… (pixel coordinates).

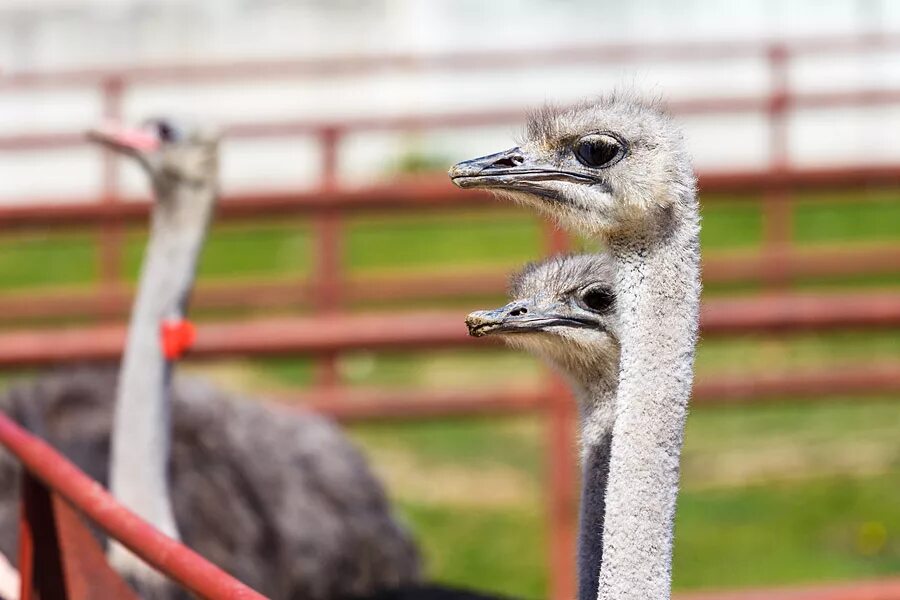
left=0, top=292, right=899, bottom=367
left=3, top=408, right=900, bottom=599
left=0, top=411, right=265, bottom=600
left=1, top=33, right=899, bottom=600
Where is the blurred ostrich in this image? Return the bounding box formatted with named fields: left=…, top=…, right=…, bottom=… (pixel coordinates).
left=0, top=368, right=421, bottom=600
left=0, top=118, right=421, bottom=600
left=451, top=94, right=701, bottom=600
left=466, top=254, right=618, bottom=600
left=86, top=118, right=217, bottom=580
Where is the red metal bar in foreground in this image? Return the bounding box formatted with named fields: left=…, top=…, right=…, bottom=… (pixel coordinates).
left=0, top=412, right=267, bottom=600
left=19, top=470, right=141, bottom=600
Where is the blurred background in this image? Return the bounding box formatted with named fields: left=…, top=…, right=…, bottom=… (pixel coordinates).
left=1, top=1, right=899, bottom=598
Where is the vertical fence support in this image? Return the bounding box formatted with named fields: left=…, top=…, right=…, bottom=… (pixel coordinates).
left=99, top=76, right=125, bottom=320
left=762, top=44, right=793, bottom=289
left=545, top=375, right=578, bottom=600
left=542, top=223, right=578, bottom=600
left=18, top=470, right=141, bottom=600
left=19, top=472, right=68, bottom=600
left=313, top=126, right=344, bottom=392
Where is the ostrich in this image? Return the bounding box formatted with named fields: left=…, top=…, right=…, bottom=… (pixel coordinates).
left=0, top=117, right=422, bottom=600
left=87, top=117, right=217, bottom=580
left=355, top=254, right=622, bottom=600
left=466, top=253, right=619, bottom=600
left=0, top=368, right=422, bottom=600
left=450, top=94, right=701, bottom=600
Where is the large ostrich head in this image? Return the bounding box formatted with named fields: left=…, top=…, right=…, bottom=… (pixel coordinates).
left=449, top=94, right=695, bottom=239
left=466, top=253, right=619, bottom=381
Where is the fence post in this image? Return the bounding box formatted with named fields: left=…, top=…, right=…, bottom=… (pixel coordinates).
left=99, top=76, right=125, bottom=320
left=542, top=222, right=578, bottom=600
left=313, top=126, right=344, bottom=392
left=762, top=43, right=793, bottom=289
left=18, top=471, right=67, bottom=600
left=18, top=470, right=141, bottom=600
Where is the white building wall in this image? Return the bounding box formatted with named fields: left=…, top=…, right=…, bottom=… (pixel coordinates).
left=0, top=0, right=898, bottom=201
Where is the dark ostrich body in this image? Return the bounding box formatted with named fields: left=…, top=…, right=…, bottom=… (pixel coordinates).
left=0, top=367, right=421, bottom=600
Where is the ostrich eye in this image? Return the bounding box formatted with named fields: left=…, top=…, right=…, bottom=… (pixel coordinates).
left=579, top=285, right=615, bottom=313
left=154, top=120, right=178, bottom=143
left=573, top=134, right=626, bottom=169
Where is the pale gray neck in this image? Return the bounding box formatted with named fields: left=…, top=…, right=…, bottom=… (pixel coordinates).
left=108, top=173, right=217, bottom=577
left=570, top=378, right=616, bottom=600
left=596, top=203, right=701, bottom=600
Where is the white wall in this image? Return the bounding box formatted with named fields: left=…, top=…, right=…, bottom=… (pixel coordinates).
left=1, top=0, right=899, bottom=201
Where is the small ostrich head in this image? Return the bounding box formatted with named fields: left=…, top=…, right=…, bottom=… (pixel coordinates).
left=466, top=253, right=619, bottom=380
left=87, top=117, right=220, bottom=192
left=449, top=94, right=695, bottom=239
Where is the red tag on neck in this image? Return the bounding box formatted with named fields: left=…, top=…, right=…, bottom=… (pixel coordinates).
left=160, top=319, right=196, bottom=360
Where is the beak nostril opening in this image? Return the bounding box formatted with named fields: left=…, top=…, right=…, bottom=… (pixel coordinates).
left=509, top=307, right=527, bottom=317
left=491, top=155, right=524, bottom=168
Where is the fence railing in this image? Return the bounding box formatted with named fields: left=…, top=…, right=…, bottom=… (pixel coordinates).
left=0, top=411, right=265, bottom=600
left=1, top=33, right=899, bottom=600
left=4, top=408, right=900, bottom=599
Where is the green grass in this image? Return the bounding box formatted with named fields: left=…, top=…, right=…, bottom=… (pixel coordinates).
left=402, top=501, right=547, bottom=599
left=352, top=416, right=543, bottom=474
left=346, top=400, right=900, bottom=596
left=0, top=230, right=96, bottom=290
left=346, top=211, right=543, bottom=273
left=794, top=191, right=900, bottom=244
left=3, top=187, right=900, bottom=593
left=2, top=196, right=900, bottom=290
left=125, top=221, right=313, bottom=281
left=675, top=473, right=900, bottom=590
left=700, top=199, right=764, bottom=249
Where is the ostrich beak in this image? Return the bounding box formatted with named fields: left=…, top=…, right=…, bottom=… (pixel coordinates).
left=466, top=301, right=597, bottom=337
left=449, top=146, right=593, bottom=199
left=87, top=121, right=160, bottom=155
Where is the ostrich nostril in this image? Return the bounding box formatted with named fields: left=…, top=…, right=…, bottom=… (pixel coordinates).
left=491, top=154, right=524, bottom=168
left=509, top=307, right=527, bottom=317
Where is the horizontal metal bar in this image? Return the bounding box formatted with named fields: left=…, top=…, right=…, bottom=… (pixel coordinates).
left=284, top=363, right=900, bottom=423
left=304, top=388, right=551, bottom=422
left=0, top=413, right=267, bottom=600
left=703, top=244, right=900, bottom=284
left=0, top=292, right=897, bottom=369
left=693, top=363, right=900, bottom=404
left=2, top=164, right=900, bottom=230
left=4, top=32, right=900, bottom=90
left=6, top=86, right=900, bottom=152
left=0, top=243, right=897, bottom=324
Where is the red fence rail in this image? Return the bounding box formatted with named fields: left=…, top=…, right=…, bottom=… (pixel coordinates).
left=4, top=405, right=900, bottom=599
left=1, top=411, right=266, bottom=599
left=2, top=33, right=900, bottom=600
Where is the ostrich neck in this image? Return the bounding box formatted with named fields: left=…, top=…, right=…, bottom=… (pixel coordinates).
left=109, top=175, right=217, bottom=571
left=570, top=378, right=616, bottom=600
left=596, top=203, right=701, bottom=600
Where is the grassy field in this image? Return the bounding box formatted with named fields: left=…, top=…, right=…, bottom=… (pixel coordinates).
left=1, top=191, right=899, bottom=596
left=349, top=400, right=900, bottom=598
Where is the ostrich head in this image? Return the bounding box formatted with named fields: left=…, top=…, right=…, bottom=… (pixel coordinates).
left=449, top=94, right=695, bottom=239
left=466, top=253, right=619, bottom=381
left=87, top=117, right=220, bottom=193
